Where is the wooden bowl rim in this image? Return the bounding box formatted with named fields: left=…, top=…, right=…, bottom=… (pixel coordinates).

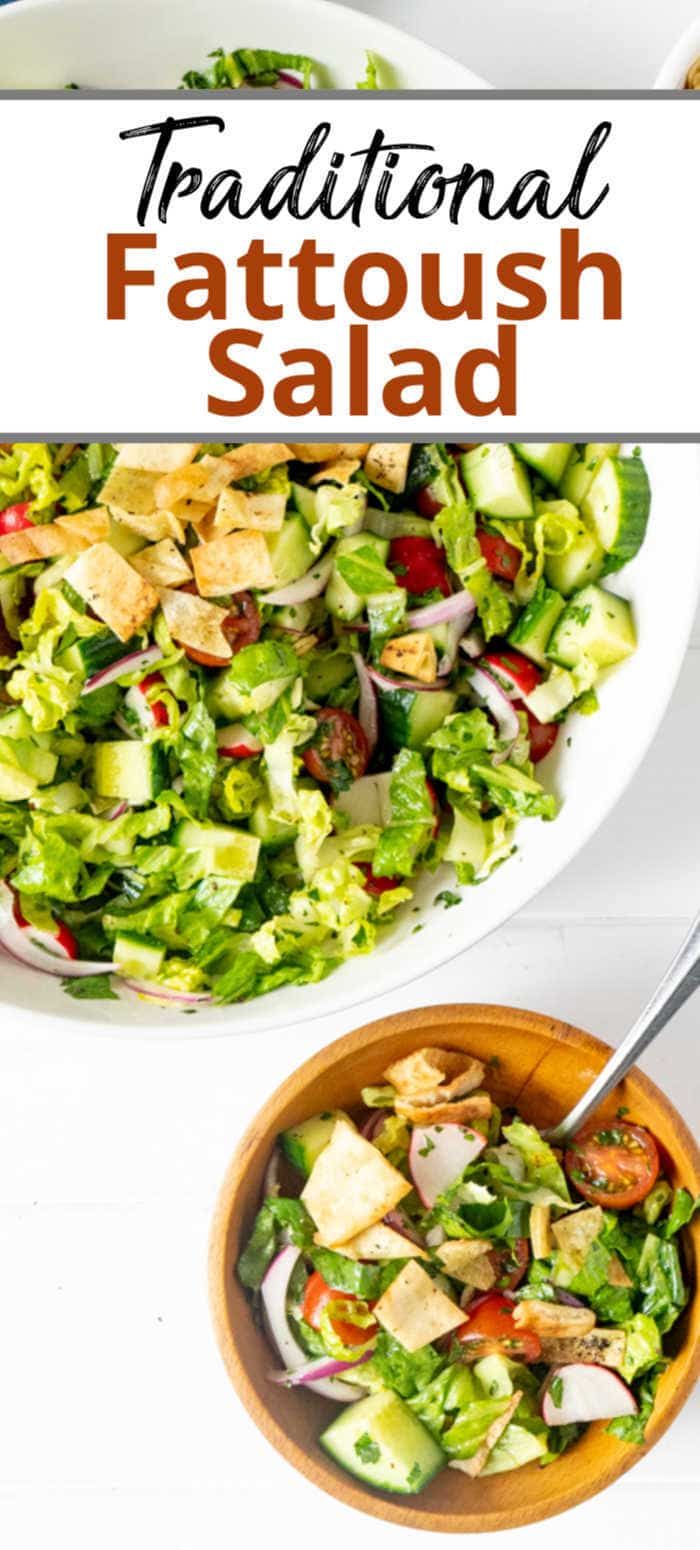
left=209, top=1003, right=700, bottom=1533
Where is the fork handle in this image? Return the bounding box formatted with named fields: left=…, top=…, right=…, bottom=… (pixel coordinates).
left=545, top=911, right=700, bottom=1145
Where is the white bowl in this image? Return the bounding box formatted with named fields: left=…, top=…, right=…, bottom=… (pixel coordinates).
left=654, top=16, right=700, bottom=87
left=2, top=444, right=699, bottom=1033
left=0, top=0, right=487, bottom=89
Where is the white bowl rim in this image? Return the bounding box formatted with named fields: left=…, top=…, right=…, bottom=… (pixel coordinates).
left=654, top=16, right=700, bottom=87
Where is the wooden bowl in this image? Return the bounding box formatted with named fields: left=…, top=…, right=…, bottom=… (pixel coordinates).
left=209, top=1004, right=700, bottom=1532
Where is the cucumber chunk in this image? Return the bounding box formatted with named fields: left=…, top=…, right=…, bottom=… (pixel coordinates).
left=290, top=482, right=317, bottom=524
left=581, top=455, right=651, bottom=572
left=174, top=820, right=260, bottom=880
left=514, top=443, right=573, bottom=488
left=559, top=443, right=620, bottom=505
left=113, top=932, right=165, bottom=979
left=508, top=583, right=565, bottom=667
left=462, top=445, right=533, bottom=519
left=280, top=1109, right=352, bottom=1175
left=320, top=1391, right=446, bottom=1495
left=93, top=741, right=167, bottom=804
left=380, top=687, right=457, bottom=750
left=249, top=800, right=297, bottom=850
left=326, top=533, right=389, bottom=623
left=60, top=628, right=137, bottom=680
left=265, top=515, right=315, bottom=588
left=547, top=583, right=636, bottom=669
left=480, top=1424, right=548, bottom=1475
left=544, top=526, right=605, bottom=596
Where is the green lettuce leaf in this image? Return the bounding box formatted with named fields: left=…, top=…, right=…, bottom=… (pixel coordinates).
left=372, top=749, right=434, bottom=878
left=237, top=1197, right=315, bottom=1290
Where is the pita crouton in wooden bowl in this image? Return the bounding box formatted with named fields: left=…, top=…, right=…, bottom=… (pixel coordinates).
left=209, top=1005, right=700, bottom=1532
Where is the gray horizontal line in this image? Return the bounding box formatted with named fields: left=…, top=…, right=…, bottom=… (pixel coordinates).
left=0, top=89, right=695, bottom=101
left=2, top=433, right=698, bottom=444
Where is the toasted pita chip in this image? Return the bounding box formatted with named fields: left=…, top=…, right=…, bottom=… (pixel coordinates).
left=335, top=1223, right=428, bottom=1262
left=529, top=1204, right=552, bottom=1260
left=153, top=454, right=238, bottom=512
left=223, top=444, right=291, bottom=481
left=55, top=509, right=111, bottom=545
left=537, top=1330, right=625, bottom=1369
left=159, top=587, right=232, bottom=661
left=373, top=1261, right=464, bottom=1353
left=449, top=1392, right=522, bottom=1478
left=436, top=1239, right=496, bottom=1290
left=309, top=458, right=361, bottom=486
left=130, top=539, right=192, bottom=589
left=384, top=1048, right=485, bottom=1101
left=113, top=443, right=200, bottom=472
left=394, top=1093, right=491, bottom=1126
left=99, top=467, right=160, bottom=517
left=0, top=530, right=38, bottom=565
left=191, top=529, right=275, bottom=597
left=513, top=1299, right=596, bottom=1337
left=551, top=1206, right=604, bottom=1263
left=212, top=488, right=286, bottom=536
left=381, top=631, right=437, bottom=685
left=65, top=544, right=158, bottom=641
left=301, top=1119, right=410, bottom=1247
left=607, top=1253, right=633, bottom=1289
left=106, top=503, right=186, bottom=544
left=364, top=443, right=412, bottom=494
left=0, top=524, right=86, bottom=564
left=287, top=444, right=347, bottom=463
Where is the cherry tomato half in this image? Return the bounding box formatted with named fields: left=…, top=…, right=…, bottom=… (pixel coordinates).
left=177, top=587, right=261, bottom=667
left=136, top=672, right=170, bottom=728
left=0, top=502, right=33, bottom=537
left=457, top=1292, right=541, bottom=1363
left=487, top=1237, right=530, bottom=1291
left=477, top=528, right=521, bottom=584
left=302, top=708, right=370, bottom=788
left=521, top=705, right=559, bottom=765
left=302, top=1271, right=378, bottom=1347
left=416, top=484, right=443, bottom=518
left=358, top=863, right=401, bottom=896
left=389, top=536, right=451, bottom=598
left=565, top=1121, right=660, bottom=1209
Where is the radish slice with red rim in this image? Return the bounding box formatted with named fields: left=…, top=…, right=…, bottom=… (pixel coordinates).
left=541, top=1364, right=637, bottom=1426
left=216, top=724, right=263, bottom=758
left=409, top=1122, right=487, bottom=1208
left=0, top=882, right=115, bottom=979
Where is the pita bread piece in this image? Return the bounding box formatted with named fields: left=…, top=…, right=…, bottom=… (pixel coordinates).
left=380, top=632, right=437, bottom=685
left=55, top=509, right=111, bottom=545
left=65, top=544, right=158, bottom=641
left=191, top=530, right=275, bottom=597
left=394, top=1093, right=491, bottom=1127
left=364, top=444, right=412, bottom=494
left=373, top=1260, right=464, bottom=1353
left=537, top=1329, right=625, bottom=1369
left=384, top=1048, right=485, bottom=1104
left=223, top=444, right=291, bottom=481
left=113, top=443, right=201, bottom=472
left=436, top=1239, right=496, bottom=1291
left=449, top=1391, right=522, bottom=1478
left=130, top=539, right=193, bottom=589
left=335, top=1222, right=428, bottom=1262
left=513, top=1299, right=595, bottom=1337
left=159, top=586, right=232, bottom=661
left=301, top=1118, right=410, bottom=1247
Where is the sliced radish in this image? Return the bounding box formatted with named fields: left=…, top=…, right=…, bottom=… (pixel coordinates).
left=261, top=1246, right=364, bottom=1403
left=0, top=882, right=115, bottom=979
left=82, top=644, right=163, bottom=696
left=216, top=724, right=263, bottom=758
left=483, top=649, right=542, bottom=700
left=123, top=673, right=170, bottom=732
left=351, top=652, right=379, bottom=753
left=541, top=1364, right=638, bottom=1426
left=409, top=1123, right=487, bottom=1208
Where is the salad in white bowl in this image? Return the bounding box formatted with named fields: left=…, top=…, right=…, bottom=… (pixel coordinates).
left=0, top=438, right=654, bottom=1016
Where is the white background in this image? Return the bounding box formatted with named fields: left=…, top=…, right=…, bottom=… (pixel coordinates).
left=0, top=94, right=698, bottom=433
left=2, top=3, right=700, bottom=1549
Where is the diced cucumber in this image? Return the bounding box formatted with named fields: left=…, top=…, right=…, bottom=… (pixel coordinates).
left=365, top=510, right=434, bottom=541
left=581, top=455, right=651, bottom=572
left=379, top=687, right=457, bottom=750
left=547, top=584, right=636, bottom=669
left=0, top=707, right=32, bottom=740
left=514, top=443, right=573, bottom=488
left=326, top=533, right=389, bottom=623
left=508, top=583, right=565, bottom=667
left=303, top=648, right=356, bottom=701
left=107, top=518, right=146, bottom=558
left=93, top=741, right=168, bottom=804
left=206, top=672, right=295, bottom=722
left=480, top=1424, right=548, bottom=1475
left=473, top=1354, right=515, bottom=1399
left=290, top=482, right=317, bottom=524
left=461, top=445, right=533, bottom=519
left=320, top=1391, right=446, bottom=1495
left=544, top=526, right=605, bottom=596
left=280, top=1109, right=352, bottom=1175
left=271, top=600, right=314, bottom=633
left=265, top=515, right=315, bottom=587
left=523, top=667, right=576, bottom=723
left=559, top=443, right=620, bottom=505
left=174, top=820, right=260, bottom=880
left=0, top=762, right=37, bottom=800
left=0, top=737, right=57, bottom=787
left=113, top=932, right=165, bottom=979
left=59, top=628, right=135, bottom=680
left=249, top=800, right=297, bottom=849
left=335, top=772, right=393, bottom=828
left=29, top=780, right=85, bottom=814
left=444, top=808, right=486, bottom=870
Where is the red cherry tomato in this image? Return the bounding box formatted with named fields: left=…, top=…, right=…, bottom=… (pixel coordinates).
left=302, top=1271, right=378, bottom=1347
left=477, top=528, right=521, bottom=583
left=302, top=708, right=370, bottom=788
left=178, top=586, right=261, bottom=667
left=456, top=1292, right=541, bottom=1363
left=425, top=777, right=441, bottom=839
left=483, top=648, right=541, bottom=699
left=521, top=705, right=559, bottom=764
left=565, top=1121, right=660, bottom=1209
left=416, top=485, right=443, bottom=517
left=358, top=863, right=401, bottom=896
left=136, top=672, right=170, bottom=728
left=0, top=502, right=33, bottom=537
left=389, top=536, right=450, bottom=598
left=486, top=1237, right=530, bottom=1291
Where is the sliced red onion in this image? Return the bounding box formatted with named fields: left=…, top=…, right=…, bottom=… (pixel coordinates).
left=82, top=644, right=163, bottom=696
left=113, top=712, right=137, bottom=740
left=360, top=1111, right=386, bottom=1141
left=276, top=70, right=304, bottom=88
left=121, top=977, right=213, bottom=1007
left=465, top=665, right=520, bottom=763
left=351, top=652, right=378, bottom=753
left=552, top=1287, right=586, bottom=1308
left=262, top=555, right=333, bottom=607
left=269, top=1351, right=372, bottom=1387
left=383, top=1209, right=426, bottom=1250
left=0, top=884, right=116, bottom=979
left=105, top=801, right=129, bottom=821
left=261, top=1246, right=365, bottom=1403
left=366, top=663, right=445, bottom=694
left=460, top=626, right=485, bottom=660
left=406, top=591, right=475, bottom=632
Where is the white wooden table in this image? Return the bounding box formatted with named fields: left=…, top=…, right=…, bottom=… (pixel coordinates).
left=2, top=3, right=699, bottom=1546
